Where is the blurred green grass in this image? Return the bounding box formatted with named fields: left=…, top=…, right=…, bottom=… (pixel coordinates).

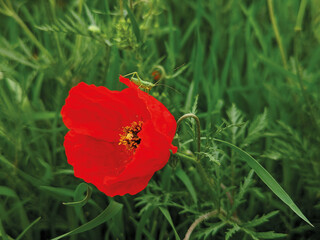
left=0, top=0, right=319, bottom=239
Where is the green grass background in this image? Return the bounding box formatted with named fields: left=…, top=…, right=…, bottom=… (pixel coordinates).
left=0, top=0, right=319, bottom=239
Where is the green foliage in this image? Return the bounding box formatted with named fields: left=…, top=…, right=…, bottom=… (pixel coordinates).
left=0, top=0, right=319, bottom=239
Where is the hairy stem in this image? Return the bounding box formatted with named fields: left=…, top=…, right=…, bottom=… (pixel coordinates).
left=174, top=152, right=197, bottom=164
left=177, top=113, right=201, bottom=161
left=184, top=210, right=218, bottom=240
left=183, top=208, right=241, bottom=240
left=176, top=114, right=216, bottom=199
left=267, top=0, right=296, bottom=88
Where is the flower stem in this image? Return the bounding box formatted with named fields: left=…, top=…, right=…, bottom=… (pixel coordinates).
left=183, top=210, right=218, bottom=240
left=174, top=152, right=197, bottom=164
left=176, top=113, right=215, bottom=193
left=177, top=113, right=201, bottom=162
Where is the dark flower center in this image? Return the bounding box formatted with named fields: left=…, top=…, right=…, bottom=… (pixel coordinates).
left=119, top=121, right=143, bottom=151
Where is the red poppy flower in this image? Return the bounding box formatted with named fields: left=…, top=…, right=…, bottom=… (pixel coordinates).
left=61, top=76, right=177, bottom=197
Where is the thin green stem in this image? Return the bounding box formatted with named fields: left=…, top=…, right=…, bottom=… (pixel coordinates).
left=177, top=113, right=201, bottom=161
left=75, top=0, right=84, bottom=52
left=174, top=152, right=197, bottom=164
left=294, top=0, right=308, bottom=32
left=267, top=0, right=292, bottom=85
left=176, top=113, right=215, bottom=197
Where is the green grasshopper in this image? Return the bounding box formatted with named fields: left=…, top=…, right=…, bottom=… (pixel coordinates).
left=124, top=64, right=188, bottom=92
left=123, top=72, right=158, bottom=91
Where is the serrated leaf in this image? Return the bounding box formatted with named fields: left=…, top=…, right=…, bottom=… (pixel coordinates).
left=243, top=108, right=268, bottom=146
left=226, top=104, right=246, bottom=140
left=196, top=222, right=226, bottom=239
left=200, top=152, right=221, bottom=166
left=231, top=170, right=254, bottom=213
left=191, top=95, right=199, bottom=115
left=227, top=104, right=244, bottom=126
left=225, top=224, right=240, bottom=240
left=243, top=211, right=279, bottom=228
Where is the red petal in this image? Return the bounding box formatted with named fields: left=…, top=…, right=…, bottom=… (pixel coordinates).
left=61, top=82, right=150, bottom=142
left=64, top=130, right=132, bottom=190
left=101, top=174, right=153, bottom=196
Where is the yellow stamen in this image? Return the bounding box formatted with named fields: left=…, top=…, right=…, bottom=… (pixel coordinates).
left=119, top=121, right=143, bottom=151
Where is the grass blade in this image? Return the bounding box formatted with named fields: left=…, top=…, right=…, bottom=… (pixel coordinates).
left=175, top=168, right=198, bottom=204
left=159, top=207, right=181, bottom=240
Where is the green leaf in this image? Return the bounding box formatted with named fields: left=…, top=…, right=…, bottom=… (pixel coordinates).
left=231, top=170, right=254, bottom=214
left=159, top=207, right=181, bottom=240
left=51, top=201, right=123, bottom=240
left=0, top=186, right=18, bottom=198
left=213, top=138, right=313, bottom=227
left=175, top=168, right=198, bottom=204
left=254, top=231, right=287, bottom=239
